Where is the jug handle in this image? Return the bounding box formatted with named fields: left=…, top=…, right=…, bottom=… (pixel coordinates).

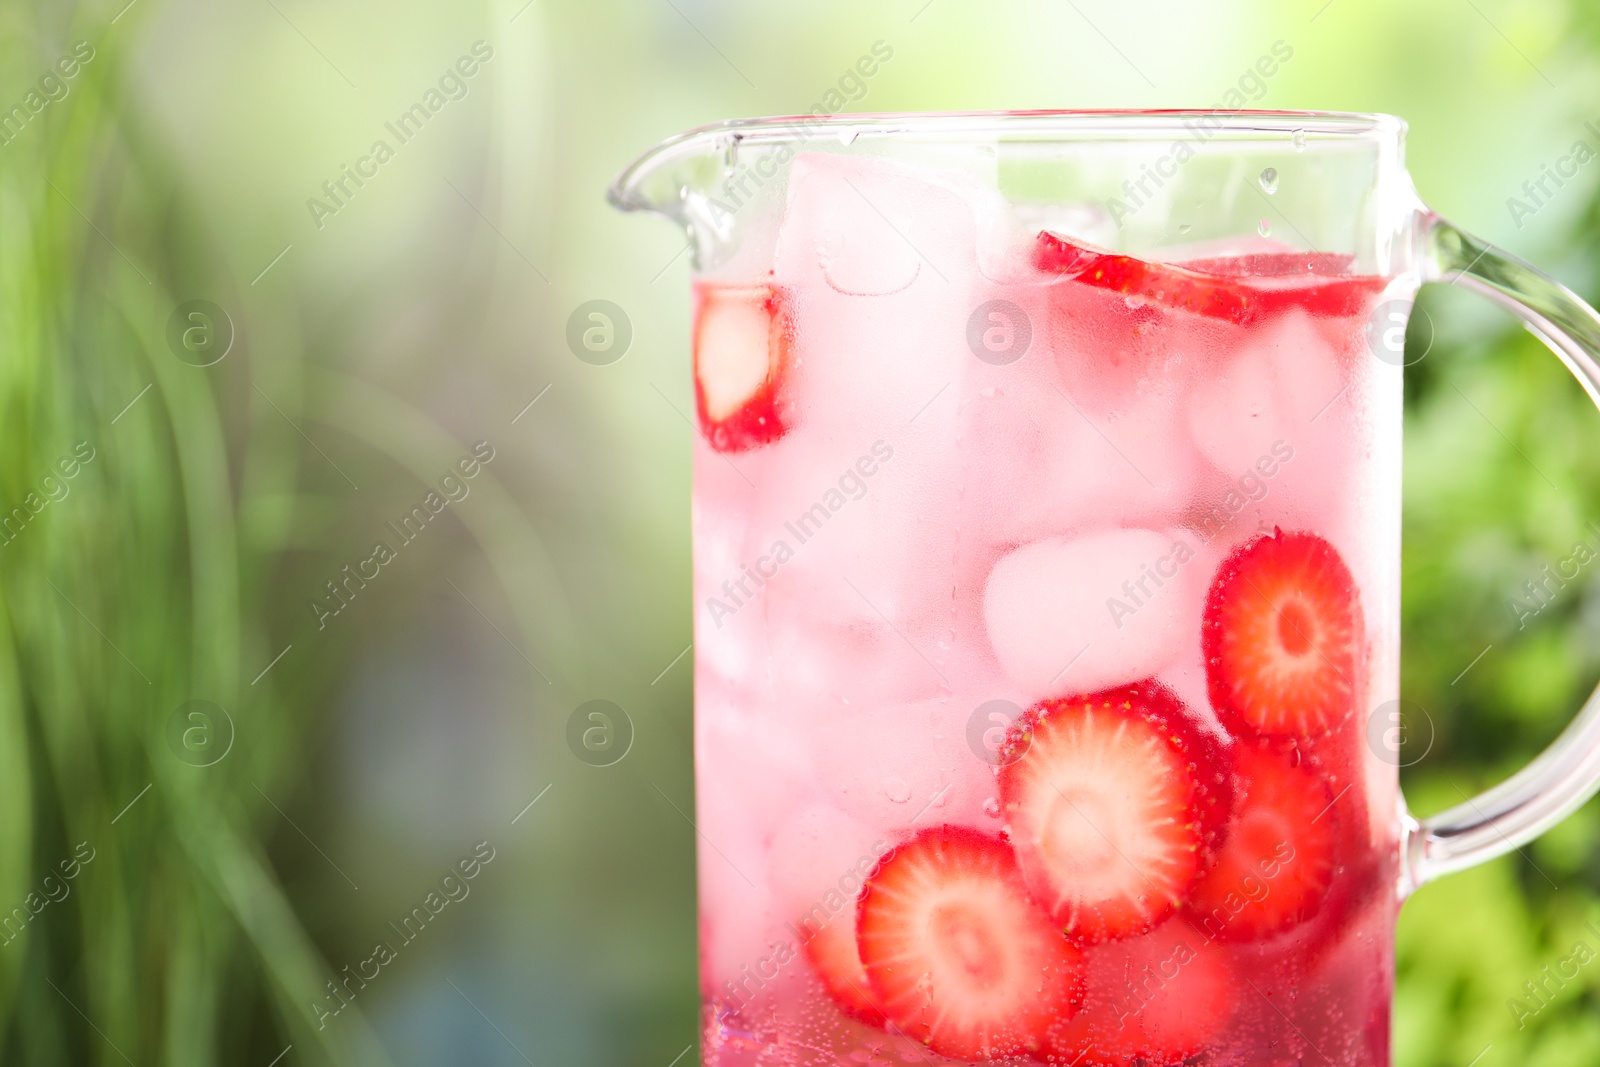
left=1401, top=211, right=1600, bottom=892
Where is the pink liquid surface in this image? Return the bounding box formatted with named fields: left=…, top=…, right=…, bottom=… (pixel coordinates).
left=691, top=154, right=1403, bottom=1067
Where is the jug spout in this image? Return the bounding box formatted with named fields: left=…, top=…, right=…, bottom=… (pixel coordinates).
left=609, top=118, right=810, bottom=272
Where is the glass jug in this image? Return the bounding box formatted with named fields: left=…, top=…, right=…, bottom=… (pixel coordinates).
left=610, top=110, right=1600, bottom=1067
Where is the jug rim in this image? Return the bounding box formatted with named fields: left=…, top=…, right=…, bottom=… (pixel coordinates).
left=608, top=109, right=1406, bottom=213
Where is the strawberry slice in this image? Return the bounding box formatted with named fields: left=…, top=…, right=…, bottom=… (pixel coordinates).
left=800, top=909, right=885, bottom=1027
left=1202, top=529, right=1364, bottom=738
left=856, top=825, right=1084, bottom=1061
left=1044, top=921, right=1234, bottom=1067
left=693, top=283, right=791, bottom=452
left=1185, top=742, right=1338, bottom=942
left=1181, top=250, right=1357, bottom=277
left=1034, top=232, right=1384, bottom=323
left=1035, top=232, right=1256, bottom=322
left=997, top=683, right=1230, bottom=945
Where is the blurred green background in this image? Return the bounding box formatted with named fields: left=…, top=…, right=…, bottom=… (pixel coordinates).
left=3, top=0, right=1600, bottom=1063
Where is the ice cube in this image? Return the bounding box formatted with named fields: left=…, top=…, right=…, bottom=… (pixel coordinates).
left=773, top=153, right=997, bottom=296
left=729, top=156, right=983, bottom=649
left=694, top=419, right=957, bottom=705
left=983, top=527, right=1208, bottom=700
left=719, top=392, right=966, bottom=693
left=778, top=160, right=921, bottom=296
left=1183, top=310, right=1362, bottom=548
left=766, top=803, right=887, bottom=924
left=697, top=674, right=813, bottom=816
left=1186, top=310, right=1343, bottom=478
left=810, top=695, right=998, bottom=828
left=770, top=154, right=980, bottom=438
left=965, top=375, right=1204, bottom=550
left=757, top=607, right=950, bottom=711
left=695, top=679, right=811, bottom=985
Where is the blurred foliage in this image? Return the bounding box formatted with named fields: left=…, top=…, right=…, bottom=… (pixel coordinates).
left=0, top=2, right=399, bottom=1064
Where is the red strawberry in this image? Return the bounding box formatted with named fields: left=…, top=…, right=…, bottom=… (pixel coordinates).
left=1185, top=742, right=1338, bottom=942
left=1034, top=232, right=1384, bottom=323
left=1044, top=921, right=1234, bottom=1067
left=1202, top=529, right=1364, bottom=739
left=1180, top=250, right=1356, bottom=278
left=856, top=826, right=1084, bottom=1061
left=997, top=683, right=1230, bottom=945
left=800, top=910, right=885, bottom=1027
left=693, top=283, right=791, bottom=452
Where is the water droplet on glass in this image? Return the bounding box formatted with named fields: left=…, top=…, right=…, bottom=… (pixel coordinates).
left=1292, top=129, right=1307, bottom=152
left=982, top=797, right=1001, bottom=817
left=1259, top=167, right=1279, bottom=194
left=884, top=778, right=911, bottom=803
left=1177, top=223, right=1192, bottom=235
left=1123, top=293, right=1148, bottom=310
left=1258, top=219, right=1273, bottom=237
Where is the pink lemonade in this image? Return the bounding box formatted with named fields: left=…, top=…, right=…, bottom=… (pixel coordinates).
left=691, top=153, right=1403, bottom=1067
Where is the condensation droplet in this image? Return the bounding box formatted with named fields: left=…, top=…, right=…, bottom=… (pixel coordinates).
left=1177, top=223, right=1192, bottom=235
left=1258, top=219, right=1273, bottom=237
left=884, top=778, right=911, bottom=803
left=982, top=797, right=1001, bottom=817
left=1292, top=129, right=1307, bottom=152
left=1259, top=167, right=1279, bottom=194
